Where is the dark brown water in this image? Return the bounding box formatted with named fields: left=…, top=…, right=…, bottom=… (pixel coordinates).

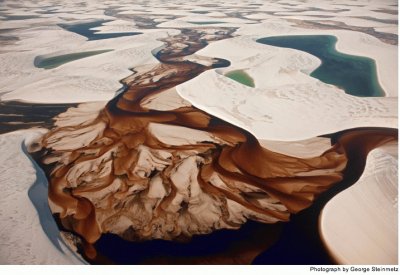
left=0, top=100, right=77, bottom=134
left=34, top=27, right=397, bottom=265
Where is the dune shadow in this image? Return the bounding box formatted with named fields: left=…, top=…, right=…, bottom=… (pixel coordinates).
left=22, top=142, right=63, bottom=252
left=22, top=141, right=85, bottom=264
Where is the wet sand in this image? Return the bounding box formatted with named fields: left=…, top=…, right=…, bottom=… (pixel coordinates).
left=35, top=27, right=397, bottom=264
left=0, top=100, right=76, bottom=134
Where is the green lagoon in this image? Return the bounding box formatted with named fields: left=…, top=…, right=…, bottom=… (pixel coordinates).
left=225, top=70, right=255, bottom=87
left=257, top=35, right=384, bottom=97
left=35, top=49, right=112, bottom=69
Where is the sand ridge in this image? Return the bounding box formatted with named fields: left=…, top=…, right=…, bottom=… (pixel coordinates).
left=0, top=0, right=397, bottom=265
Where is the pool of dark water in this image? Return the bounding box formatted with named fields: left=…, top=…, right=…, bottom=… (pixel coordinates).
left=58, top=20, right=142, bottom=41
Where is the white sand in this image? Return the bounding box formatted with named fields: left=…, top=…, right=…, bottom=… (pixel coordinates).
left=227, top=20, right=397, bottom=96
left=0, top=14, right=179, bottom=103
left=1, top=0, right=397, bottom=103
left=259, top=137, right=332, bottom=159
left=177, top=62, right=397, bottom=141
left=0, top=28, right=173, bottom=103
left=320, top=142, right=398, bottom=265
left=173, top=12, right=397, bottom=141
left=0, top=0, right=397, bottom=265
left=0, top=130, right=86, bottom=264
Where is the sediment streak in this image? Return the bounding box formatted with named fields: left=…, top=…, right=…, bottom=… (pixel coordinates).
left=35, top=28, right=397, bottom=259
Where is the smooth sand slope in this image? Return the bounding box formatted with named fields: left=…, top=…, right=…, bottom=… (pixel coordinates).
left=0, top=0, right=397, bottom=265
left=320, top=142, right=398, bottom=265
left=0, top=130, right=85, bottom=264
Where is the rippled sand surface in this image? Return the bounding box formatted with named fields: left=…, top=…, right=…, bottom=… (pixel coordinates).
left=0, top=0, right=397, bottom=265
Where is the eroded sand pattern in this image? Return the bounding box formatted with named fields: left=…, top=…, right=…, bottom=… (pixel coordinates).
left=0, top=0, right=397, bottom=266
left=36, top=28, right=396, bottom=263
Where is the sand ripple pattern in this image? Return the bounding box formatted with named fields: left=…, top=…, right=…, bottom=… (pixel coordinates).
left=36, top=28, right=396, bottom=260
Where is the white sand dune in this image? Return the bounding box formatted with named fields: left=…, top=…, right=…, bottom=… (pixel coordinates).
left=320, top=142, right=398, bottom=264
left=178, top=70, right=397, bottom=141
left=0, top=9, right=183, bottom=103
left=0, top=130, right=86, bottom=264
left=173, top=15, right=397, bottom=141
left=237, top=20, right=397, bottom=96
left=259, top=137, right=332, bottom=159
left=0, top=27, right=171, bottom=103
left=0, top=0, right=397, bottom=265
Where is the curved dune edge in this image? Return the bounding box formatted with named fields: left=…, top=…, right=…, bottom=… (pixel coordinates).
left=0, top=0, right=397, bottom=104
left=1, top=0, right=397, bottom=265
left=175, top=24, right=396, bottom=141
left=35, top=29, right=353, bottom=249
left=235, top=19, right=397, bottom=97
left=39, top=100, right=348, bottom=244
left=176, top=68, right=397, bottom=141
left=0, top=129, right=86, bottom=264
left=34, top=28, right=397, bottom=266
left=319, top=142, right=398, bottom=264
left=0, top=23, right=173, bottom=103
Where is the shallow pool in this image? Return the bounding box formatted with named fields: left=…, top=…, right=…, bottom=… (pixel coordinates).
left=58, top=20, right=141, bottom=41
left=225, top=70, right=255, bottom=87
left=257, top=35, right=384, bottom=97
left=35, top=49, right=113, bottom=69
